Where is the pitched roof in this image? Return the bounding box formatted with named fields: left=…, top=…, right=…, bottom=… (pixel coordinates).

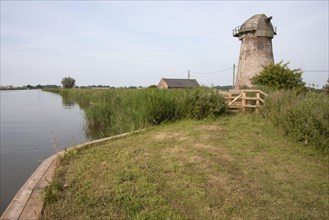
left=161, top=78, right=200, bottom=88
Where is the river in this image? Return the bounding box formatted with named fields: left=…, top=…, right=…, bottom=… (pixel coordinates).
left=0, top=89, right=88, bottom=215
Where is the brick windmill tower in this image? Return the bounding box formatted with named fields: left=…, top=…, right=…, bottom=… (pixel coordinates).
left=233, top=14, right=277, bottom=89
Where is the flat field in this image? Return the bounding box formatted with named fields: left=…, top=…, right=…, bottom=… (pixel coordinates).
left=42, top=115, right=329, bottom=219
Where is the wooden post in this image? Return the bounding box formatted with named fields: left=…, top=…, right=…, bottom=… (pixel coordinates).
left=242, top=91, right=246, bottom=112
left=256, top=92, right=260, bottom=114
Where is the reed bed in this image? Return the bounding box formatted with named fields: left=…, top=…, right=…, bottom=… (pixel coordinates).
left=44, top=88, right=227, bottom=138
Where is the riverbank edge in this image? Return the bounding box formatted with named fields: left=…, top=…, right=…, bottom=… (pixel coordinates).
left=0, top=130, right=145, bottom=220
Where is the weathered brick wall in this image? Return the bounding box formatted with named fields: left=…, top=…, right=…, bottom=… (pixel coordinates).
left=235, top=36, right=274, bottom=89
left=157, top=79, right=168, bottom=89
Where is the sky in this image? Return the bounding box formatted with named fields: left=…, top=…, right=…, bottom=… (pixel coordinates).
left=1, top=0, right=328, bottom=87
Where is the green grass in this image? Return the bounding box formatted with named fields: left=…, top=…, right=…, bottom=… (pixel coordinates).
left=41, top=115, right=329, bottom=219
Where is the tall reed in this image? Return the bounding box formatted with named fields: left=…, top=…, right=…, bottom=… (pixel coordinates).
left=44, top=88, right=227, bottom=138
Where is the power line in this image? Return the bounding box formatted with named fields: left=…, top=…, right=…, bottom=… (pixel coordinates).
left=190, top=66, right=233, bottom=75
left=302, top=70, right=328, bottom=72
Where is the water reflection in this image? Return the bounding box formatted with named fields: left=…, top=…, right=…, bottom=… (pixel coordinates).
left=61, top=96, right=76, bottom=108
left=85, top=125, right=106, bottom=140
left=0, top=90, right=88, bottom=215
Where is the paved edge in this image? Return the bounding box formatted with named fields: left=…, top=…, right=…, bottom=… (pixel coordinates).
left=1, top=130, right=144, bottom=220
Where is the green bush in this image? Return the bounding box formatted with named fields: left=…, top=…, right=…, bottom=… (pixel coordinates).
left=177, top=88, right=227, bottom=120
left=262, top=90, right=329, bottom=150
left=252, top=61, right=306, bottom=91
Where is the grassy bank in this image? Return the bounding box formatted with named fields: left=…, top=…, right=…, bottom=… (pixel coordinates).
left=44, top=88, right=329, bottom=151
left=41, top=115, right=329, bottom=219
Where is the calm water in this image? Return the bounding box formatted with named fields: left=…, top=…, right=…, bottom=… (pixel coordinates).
left=0, top=90, right=88, bottom=214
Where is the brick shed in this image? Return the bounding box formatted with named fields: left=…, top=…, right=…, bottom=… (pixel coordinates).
left=157, top=78, right=200, bottom=89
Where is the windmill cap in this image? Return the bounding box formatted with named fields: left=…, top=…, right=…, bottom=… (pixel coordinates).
left=233, top=14, right=277, bottom=39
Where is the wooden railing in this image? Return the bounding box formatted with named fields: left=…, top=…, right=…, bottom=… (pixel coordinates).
left=220, top=90, right=268, bottom=113
left=233, top=24, right=277, bottom=37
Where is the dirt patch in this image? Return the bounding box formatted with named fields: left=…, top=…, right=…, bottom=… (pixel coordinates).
left=187, top=155, right=206, bottom=164
left=194, top=143, right=213, bottom=149
left=163, top=146, right=189, bottom=155
left=154, top=132, right=187, bottom=141
left=192, top=143, right=234, bottom=162
left=200, top=125, right=219, bottom=131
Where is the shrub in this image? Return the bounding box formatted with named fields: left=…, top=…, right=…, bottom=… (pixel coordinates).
left=252, top=61, right=306, bottom=91
left=262, top=90, right=329, bottom=150
left=177, top=88, right=227, bottom=120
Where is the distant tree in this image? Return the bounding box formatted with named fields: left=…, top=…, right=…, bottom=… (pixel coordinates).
left=214, top=85, right=232, bottom=91
left=61, top=77, right=76, bottom=89
left=26, top=85, right=33, bottom=89
left=251, top=61, right=305, bottom=90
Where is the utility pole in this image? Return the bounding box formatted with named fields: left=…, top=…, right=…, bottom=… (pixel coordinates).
left=188, top=70, right=190, bottom=79
left=232, top=64, right=236, bottom=88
